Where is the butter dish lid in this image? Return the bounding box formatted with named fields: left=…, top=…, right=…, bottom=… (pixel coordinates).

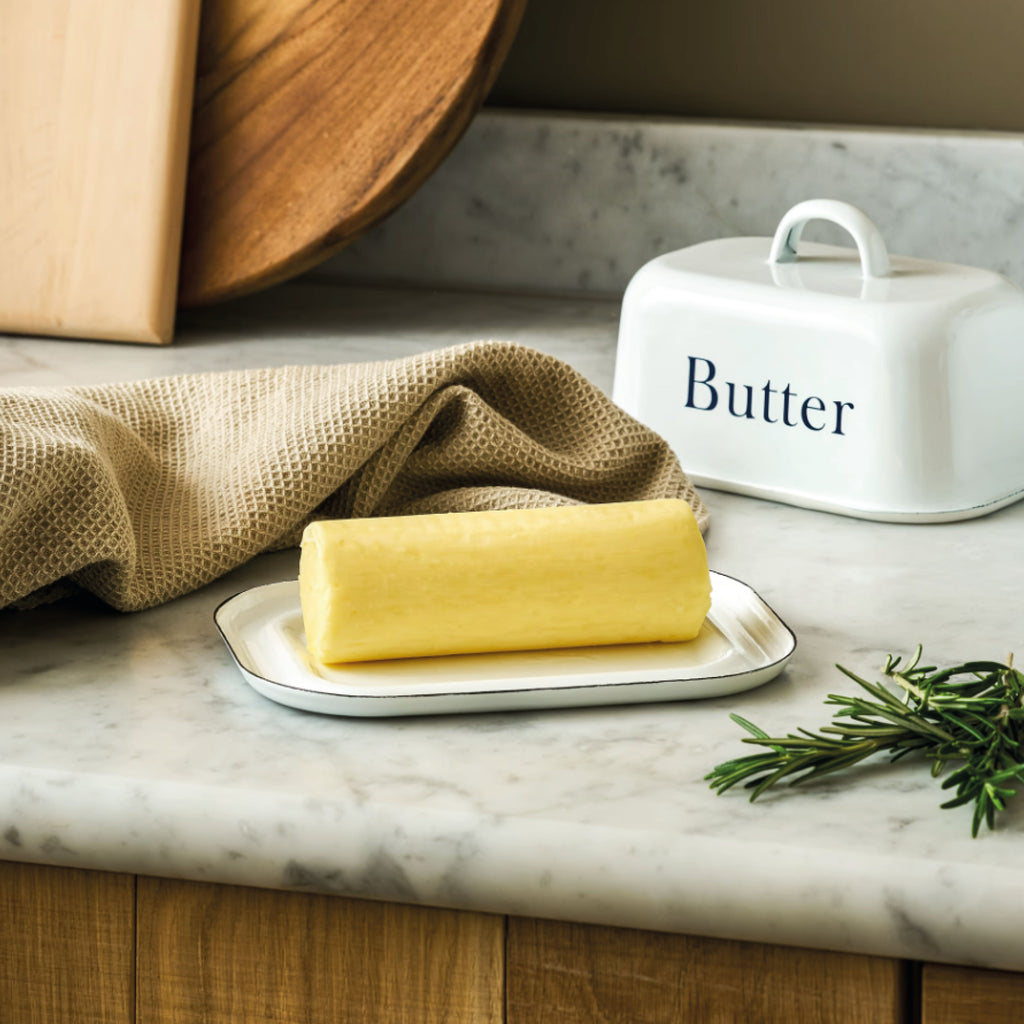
left=655, top=199, right=1012, bottom=306
left=614, top=199, right=1024, bottom=522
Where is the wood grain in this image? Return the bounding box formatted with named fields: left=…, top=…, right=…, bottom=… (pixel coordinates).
left=0, top=0, right=200, bottom=342
left=0, top=861, right=135, bottom=1024
left=922, top=963, right=1024, bottom=1023
left=507, top=917, right=909, bottom=1024
left=177, top=0, right=528, bottom=306
left=136, top=877, right=504, bottom=1023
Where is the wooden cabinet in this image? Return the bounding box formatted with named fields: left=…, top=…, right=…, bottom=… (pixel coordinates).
left=136, top=877, right=503, bottom=1024
left=0, top=862, right=134, bottom=1024
left=921, top=963, right=1024, bottom=1023
left=507, top=918, right=907, bottom=1024
left=0, top=860, right=1019, bottom=1023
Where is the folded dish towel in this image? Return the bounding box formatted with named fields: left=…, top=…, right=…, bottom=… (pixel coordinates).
left=1, top=340, right=706, bottom=612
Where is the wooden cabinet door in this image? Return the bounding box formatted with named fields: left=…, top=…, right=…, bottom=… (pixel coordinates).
left=507, top=917, right=909, bottom=1024
left=0, top=861, right=135, bottom=1024
left=136, top=877, right=504, bottom=1024
left=922, top=963, right=1024, bottom=1023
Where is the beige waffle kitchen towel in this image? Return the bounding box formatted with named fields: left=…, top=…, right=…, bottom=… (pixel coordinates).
left=1, top=340, right=706, bottom=612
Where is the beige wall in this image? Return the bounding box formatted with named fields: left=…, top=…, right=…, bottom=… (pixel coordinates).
left=489, top=0, right=1024, bottom=132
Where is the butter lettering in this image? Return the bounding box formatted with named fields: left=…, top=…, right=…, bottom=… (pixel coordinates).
left=761, top=382, right=779, bottom=423
left=801, top=395, right=826, bottom=431
left=685, top=356, right=717, bottom=411
left=833, top=401, right=854, bottom=436
left=781, top=384, right=798, bottom=427
left=683, top=355, right=854, bottom=435
left=726, top=382, right=755, bottom=419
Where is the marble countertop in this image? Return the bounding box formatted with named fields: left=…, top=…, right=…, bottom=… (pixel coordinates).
left=4, top=282, right=1024, bottom=972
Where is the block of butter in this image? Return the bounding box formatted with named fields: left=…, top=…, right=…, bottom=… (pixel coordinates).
left=299, top=499, right=711, bottom=664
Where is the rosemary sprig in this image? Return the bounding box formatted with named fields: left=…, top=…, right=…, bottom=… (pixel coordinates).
left=706, top=647, right=1024, bottom=836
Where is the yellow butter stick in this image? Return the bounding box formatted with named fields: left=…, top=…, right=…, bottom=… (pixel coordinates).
left=299, top=499, right=711, bottom=663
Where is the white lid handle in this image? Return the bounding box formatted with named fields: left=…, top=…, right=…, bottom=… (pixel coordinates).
left=768, top=199, right=891, bottom=279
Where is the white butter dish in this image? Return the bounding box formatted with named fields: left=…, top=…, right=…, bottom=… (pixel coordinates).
left=214, top=573, right=795, bottom=717
left=613, top=199, right=1024, bottom=521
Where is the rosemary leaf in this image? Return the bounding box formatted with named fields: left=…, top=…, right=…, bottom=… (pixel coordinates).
left=705, top=647, right=1024, bottom=837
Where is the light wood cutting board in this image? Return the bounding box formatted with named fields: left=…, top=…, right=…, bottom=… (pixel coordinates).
left=177, top=0, right=528, bottom=307
left=0, top=0, right=201, bottom=344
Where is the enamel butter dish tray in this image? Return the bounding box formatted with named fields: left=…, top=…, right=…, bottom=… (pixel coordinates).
left=613, top=199, right=1024, bottom=522
left=215, top=573, right=795, bottom=717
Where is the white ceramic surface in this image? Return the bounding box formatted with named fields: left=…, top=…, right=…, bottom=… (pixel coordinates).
left=614, top=200, right=1024, bottom=522
left=216, top=574, right=796, bottom=716
left=3, top=283, right=1024, bottom=974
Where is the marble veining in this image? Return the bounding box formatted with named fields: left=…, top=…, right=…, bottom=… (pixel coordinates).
left=317, top=109, right=1024, bottom=294
left=3, top=285, right=1024, bottom=971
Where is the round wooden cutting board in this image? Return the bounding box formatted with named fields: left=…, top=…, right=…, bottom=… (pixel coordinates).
left=177, top=0, right=527, bottom=307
